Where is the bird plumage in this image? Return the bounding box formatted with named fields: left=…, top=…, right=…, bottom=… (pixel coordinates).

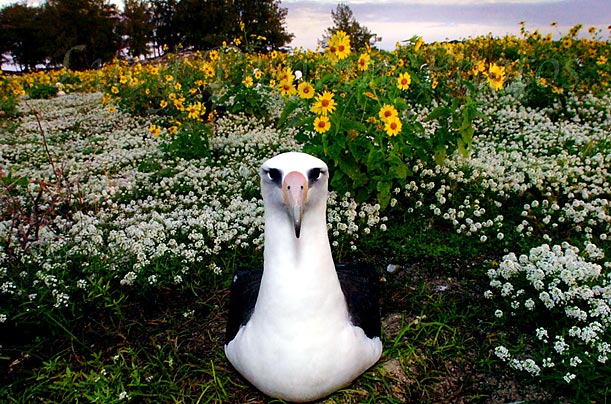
left=224, top=152, right=382, bottom=402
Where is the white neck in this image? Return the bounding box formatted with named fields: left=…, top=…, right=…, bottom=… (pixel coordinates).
left=254, top=202, right=344, bottom=319
left=264, top=202, right=333, bottom=272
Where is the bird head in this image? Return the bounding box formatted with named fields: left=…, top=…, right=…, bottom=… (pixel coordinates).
left=260, top=152, right=329, bottom=239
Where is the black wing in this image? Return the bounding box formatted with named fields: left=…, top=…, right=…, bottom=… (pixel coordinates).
left=225, top=268, right=263, bottom=344
left=336, top=263, right=381, bottom=339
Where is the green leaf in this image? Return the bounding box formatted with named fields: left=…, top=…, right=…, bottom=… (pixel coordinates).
left=277, top=99, right=303, bottom=129
left=367, top=148, right=385, bottom=171
left=424, top=105, right=452, bottom=122
left=338, top=153, right=367, bottom=187
left=434, top=144, right=447, bottom=165
left=376, top=180, right=392, bottom=210
left=388, top=153, right=409, bottom=180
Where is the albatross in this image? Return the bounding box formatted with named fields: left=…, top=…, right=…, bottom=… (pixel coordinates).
left=225, top=152, right=383, bottom=402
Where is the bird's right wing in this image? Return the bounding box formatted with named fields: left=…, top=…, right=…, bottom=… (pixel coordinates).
left=225, top=268, right=263, bottom=344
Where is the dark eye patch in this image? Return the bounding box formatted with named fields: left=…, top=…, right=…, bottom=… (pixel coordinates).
left=308, top=168, right=323, bottom=182
left=265, top=168, right=282, bottom=184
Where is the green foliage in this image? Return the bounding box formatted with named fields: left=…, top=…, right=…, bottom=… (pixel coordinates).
left=282, top=35, right=482, bottom=209
left=27, top=83, right=58, bottom=99
left=160, top=121, right=212, bottom=160
left=0, top=95, right=19, bottom=118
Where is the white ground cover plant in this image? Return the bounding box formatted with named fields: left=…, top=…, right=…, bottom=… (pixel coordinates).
left=383, top=89, right=610, bottom=397
left=401, top=90, right=611, bottom=249
left=0, top=93, right=386, bottom=324
left=487, top=243, right=611, bottom=397
left=1, top=88, right=610, bottom=399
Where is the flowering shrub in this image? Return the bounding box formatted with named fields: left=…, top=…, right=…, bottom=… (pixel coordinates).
left=487, top=243, right=611, bottom=400
left=279, top=32, right=484, bottom=208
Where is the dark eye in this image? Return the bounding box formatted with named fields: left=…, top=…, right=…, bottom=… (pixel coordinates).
left=308, top=168, right=323, bottom=182
left=265, top=168, right=282, bottom=184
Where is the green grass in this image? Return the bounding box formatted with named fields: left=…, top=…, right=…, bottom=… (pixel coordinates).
left=1, top=253, right=539, bottom=403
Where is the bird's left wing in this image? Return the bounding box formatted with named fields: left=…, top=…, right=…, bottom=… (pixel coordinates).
left=225, top=268, right=263, bottom=344
left=336, top=263, right=381, bottom=339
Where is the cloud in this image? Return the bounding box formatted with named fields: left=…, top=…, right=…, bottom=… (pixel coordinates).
left=282, top=0, right=566, bottom=4
left=283, top=0, right=611, bottom=50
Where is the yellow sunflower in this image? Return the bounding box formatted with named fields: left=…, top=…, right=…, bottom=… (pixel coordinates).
left=397, top=72, right=412, bottom=90
left=186, top=102, right=204, bottom=119
left=278, top=79, right=297, bottom=97
left=379, top=104, right=399, bottom=122
left=298, top=82, right=315, bottom=99
left=313, top=116, right=331, bottom=134
left=486, top=63, right=506, bottom=91
left=328, top=30, right=351, bottom=60
left=357, top=53, right=371, bottom=71
left=384, top=116, right=402, bottom=137
left=149, top=124, right=161, bottom=137
left=311, top=91, right=336, bottom=116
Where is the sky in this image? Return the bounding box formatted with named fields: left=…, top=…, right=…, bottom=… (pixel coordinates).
left=281, top=0, right=611, bottom=50
left=0, top=0, right=609, bottom=51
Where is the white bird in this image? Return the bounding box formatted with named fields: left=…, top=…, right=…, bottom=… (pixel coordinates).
left=225, top=152, right=383, bottom=402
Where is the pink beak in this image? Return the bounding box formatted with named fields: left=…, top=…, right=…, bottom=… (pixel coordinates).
left=282, top=171, right=308, bottom=238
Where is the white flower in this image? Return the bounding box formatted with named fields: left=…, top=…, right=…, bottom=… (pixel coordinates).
left=554, top=336, right=569, bottom=355
left=494, top=345, right=510, bottom=361
left=569, top=356, right=583, bottom=367
left=563, top=372, right=576, bottom=383
left=121, top=272, right=137, bottom=286
left=535, top=327, right=548, bottom=341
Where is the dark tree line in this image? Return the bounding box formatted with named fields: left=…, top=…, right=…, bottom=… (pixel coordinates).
left=0, top=0, right=293, bottom=71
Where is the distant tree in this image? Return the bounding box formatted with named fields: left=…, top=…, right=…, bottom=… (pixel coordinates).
left=149, top=0, right=181, bottom=52
left=321, top=3, right=381, bottom=50
left=172, top=0, right=293, bottom=51
left=0, top=4, right=50, bottom=70
left=120, top=0, right=154, bottom=58
left=233, top=0, right=293, bottom=51
left=43, top=0, right=121, bottom=70
left=173, top=0, right=233, bottom=49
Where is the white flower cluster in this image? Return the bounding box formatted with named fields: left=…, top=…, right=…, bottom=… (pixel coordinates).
left=327, top=192, right=387, bottom=253
left=487, top=242, right=611, bottom=383
left=397, top=91, right=611, bottom=252
left=0, top=93, right=388, bottom=319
